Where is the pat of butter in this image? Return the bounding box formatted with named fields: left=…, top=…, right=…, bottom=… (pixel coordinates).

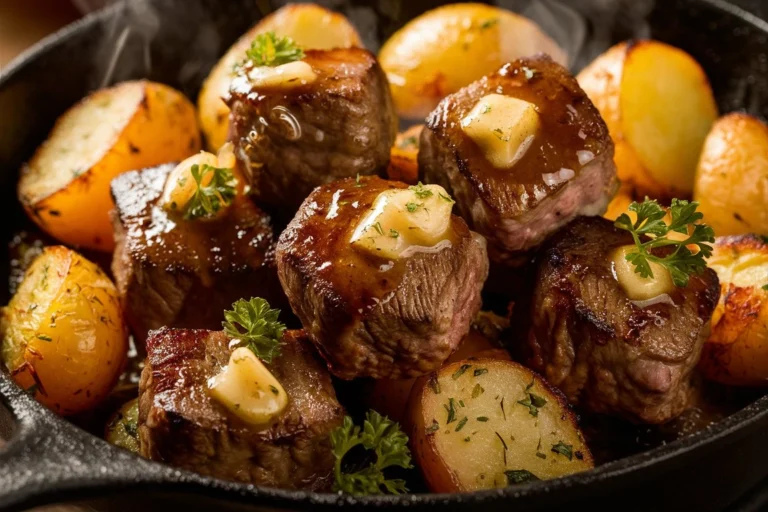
left=460, top=94, right=540, bottom=169
left=208, top=347, right=288, bottom=428
left=612, top=245, right=674, bottom=301
left=247, top=61, right=317, bottom=89
left=350, top=184, right=454, bottom=260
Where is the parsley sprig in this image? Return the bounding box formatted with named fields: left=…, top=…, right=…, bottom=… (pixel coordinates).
left=330, top=410, right=413, bottom=495
left=243, top=31, right=304, bottom=68
left=222, top=298, right=286, bottom=362
left=182, top=164, right=237, bottom=220
left=614, top=198, right=715, bottom=287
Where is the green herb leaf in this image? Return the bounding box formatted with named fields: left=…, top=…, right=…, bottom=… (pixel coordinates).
left=222, top=297, right=286, bottom=362
left=182, top=164, right=237, bottom=220
left=409, top=182, right=433, bottom=199
left=36, top=334, right=52, bottom=342
left=762, top=284, right=768, bottom=291
left=389, top=229, right=400, bottom=239
left=331, top=410, right=412, bottom=495
left=438, top=192, right=455, bottom=204
left=505, top=469, right=540, bottom=485
left=426, top=420, right=440, bottom=434
left=243, top=31, right=304, bottom=67
left=471, top=383, right=485, bottom=398
left=445, top=398, right=457, bottom=424
left=452, top=364, right=472, bottom=380
left=406, top=202, right=421, bottom=213
left=614, top=198, right=714, bottom=287
left=480, top=18, right=499, bottom=30
left=473, top=368, right=488, bottom=377
left=372, top=222, right=385, bottom=235
left=455, top=417, right=469, bottom=432
left=551, top=441, right=573, bottom=460
left=477, top=416, right=489, bottom=422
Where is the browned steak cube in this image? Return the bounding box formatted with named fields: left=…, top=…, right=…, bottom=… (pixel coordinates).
left=419, top=55, right=617, bottom=266
left=138, top=328, right=343, bottom=490
left=524, top=217, right=720, bottom=424
left=111, top=164, right=286, bottom=345
left=227, top=47, right=397, bottom=219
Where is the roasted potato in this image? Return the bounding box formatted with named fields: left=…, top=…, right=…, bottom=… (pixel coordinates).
left=578, top=41, right=718, bottom=198
left=387, top=124, right=423, bottom=184
left=603, top=182, right=636, bottom=221
left=408, top=359, right=592, bottom=492
left=0, top=246, right=128, bottom=415
left=105, top=398, right=140, bottom=453
left=198, top=3, right=362, bottom=151
left=18, top=81, right=201, bottom=252
left=699, top=235, right=768, bottom=386
left=379, top=3, right=567, bottom=119
left=694, top=113, right=768, bottom=236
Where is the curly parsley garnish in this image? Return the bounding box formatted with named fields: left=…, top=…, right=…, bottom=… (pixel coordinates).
left=222, top=298, right=286, bottom=362
left=243, top=31, right=304, bottom=67
left=180, top=164, right=237, bottom=220
left=330, top=410, right=413, bottom=495
left=614, top=198, right=714, bottom=287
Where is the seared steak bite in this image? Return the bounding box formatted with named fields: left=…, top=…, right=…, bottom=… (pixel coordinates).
left=227, top=47, right=397, bottom=218
left=276, top=176, right=489, bottom=380
left=138, top=328, right=343, bottom=490
left=524, top=217, right=719, bottom=424
left=111, top=164, right=286, bottom=345
left=419, top=55, right=617, bottom=265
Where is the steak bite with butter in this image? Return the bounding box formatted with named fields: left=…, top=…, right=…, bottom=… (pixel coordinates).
left=111, top=159, right=286, bottom=345
left=419, top=55, right=618, bottom=265
left=276, top=176, right=489, bottom=380
left=227, top=43, right=397, bottom=219
left=139, top=328, right=344, bottom=490
left=524, top=217, right=719, bottom=424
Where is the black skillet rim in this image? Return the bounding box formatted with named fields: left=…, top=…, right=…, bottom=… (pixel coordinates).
left=0, top=0, right=767, bottom=508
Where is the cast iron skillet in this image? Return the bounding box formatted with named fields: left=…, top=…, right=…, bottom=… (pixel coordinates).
left=1, top=0, right=768, bottom=510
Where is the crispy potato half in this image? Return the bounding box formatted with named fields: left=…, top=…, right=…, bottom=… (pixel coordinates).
left=18, top=81, right=201, bottom=252
left=0, top=246, right=128, bottom=415
left=694, top=113, right=768, bottom=236
left=387, top=124, right=423, bottom=185
left=379, top=3, right=567, bottom=119
left=198, top=3, right=362, bottom=151
left=578, top=41, right=718, bottom=197
left=699, top=235, right=768, bottom=386
left=408, top=359, right=592, bottom=492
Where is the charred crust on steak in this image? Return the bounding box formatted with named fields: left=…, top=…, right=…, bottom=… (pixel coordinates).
left=138, top=328, right=343, bottom=490
left=276, top=176, right=489, bottom=380
left=525, top=216, right=719, bottom=424
left=419, top=55, right=618, bottom=264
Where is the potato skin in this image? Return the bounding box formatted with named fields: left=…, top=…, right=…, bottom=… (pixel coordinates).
left=408, top=359, right=592, bottom=492
left=578, top=41, right=717, bottom=197
left=387, top=124, right=423, bottom=185
left=198, top=3, right=362, bottom=151
left=694, top=113, right=768, bottom=237
left=699, top=235, right=768, bottom=386
left=18, top=81, right=201, bottom=252
left=379, top=3, right=567, bottom=119
left=0, top=246, right=128, bottom=415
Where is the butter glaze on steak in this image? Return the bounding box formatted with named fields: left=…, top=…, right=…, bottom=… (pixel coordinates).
left=419, top=55, right=617, bottom=265
left=524, top=217, right=720, bottom=424
left=276, top=176, right=489, bottom=380
left=227, top=47, right=397, bottom=220
left=111, top=164, right=286, bottom=345
left=138, top=328, right=343, bottom=490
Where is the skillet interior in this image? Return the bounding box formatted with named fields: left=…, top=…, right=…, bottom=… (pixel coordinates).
left=1, top=0, right=768, bottom=510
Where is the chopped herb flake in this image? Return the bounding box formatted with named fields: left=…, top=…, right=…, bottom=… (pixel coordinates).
left=477, top=416, right=489, bottom=422
left=452, top=364, right=472, bottom=380
left=36, top=334, right=52, bottom=342
left=406, top=202, right=421, bottom=213
left=505, top=469, right=540, bottom=485
left=473, top=368, right=488, bottom=377
left=409, top=182, right=433, bottom=199
left=551, top=441, right=573, bottom=460
left=426, top=420, right=440, bottom=434
left=445, top=398, right=457, bottom=424
left=429, top=373, right=441, bottom=394
left=471, top=384, right=485, bottom=398
left=455, top=417, right=469, bottom=432
left=389, top=229, right=400, bottom=239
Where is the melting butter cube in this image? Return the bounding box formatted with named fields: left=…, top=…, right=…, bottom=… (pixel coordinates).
left=460, top=94, right=540, bottom=169
left=350, top=184, right=454, bottom=260
left=247, top=61, right=317, bottom=89
left=208, top=347, right=288, bottom=428
left=612, top=245, right=674, bottom=301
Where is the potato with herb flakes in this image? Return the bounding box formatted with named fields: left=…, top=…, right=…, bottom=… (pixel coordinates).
left=105, top=398, right=140, bottom=453
left=387, top=125, right=423, bottom=185
left=577, top=41, right=718, bottom=198
left=0, top=246, right=128, bottom=415
left=699, top=235, right=768, bottom=386
left=379, top=3, right=567, bottom=119
left=407, top=359, right=592, bottom=493
left=18, top=80, right=201, bottom=252
left=694, top=113, right=768, bottom=237
left=198, top=3, right=362, bottom=151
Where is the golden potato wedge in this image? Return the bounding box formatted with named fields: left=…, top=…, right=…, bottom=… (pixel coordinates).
left=699, top=235, right=768, bottom=385
left=105, top=398, right=140, bottom=453
left=694, top=113, right=768, bottom=236
left=408, top=359, right=592, bottom=492
left=379, top=3, right=567, bottom=119
left=578, top=41, right=718, bottom=197
left=198, top=3, right=362, bottom=151
left=0, top=246, right=128, bottom=415
left=18, top=81, right=201, bottom=252
left=387, top=124, right=423, bottom=184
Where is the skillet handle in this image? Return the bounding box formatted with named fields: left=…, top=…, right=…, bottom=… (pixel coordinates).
left=0, top=374, right=166, bottom=511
